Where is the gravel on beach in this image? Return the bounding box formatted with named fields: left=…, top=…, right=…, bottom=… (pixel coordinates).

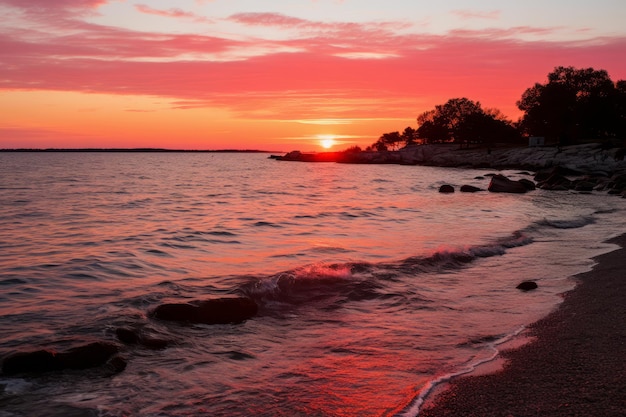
left=419, top=234, right=626, bottom=417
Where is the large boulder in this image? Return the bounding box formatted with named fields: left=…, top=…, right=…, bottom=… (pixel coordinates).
left=2, top=342, right=120, bottom=375
left=488, top=175, right=529, bottom=194
left=151, top=297, right=258, bottom=325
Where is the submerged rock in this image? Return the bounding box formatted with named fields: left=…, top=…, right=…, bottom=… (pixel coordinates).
left=2, top=342, right=120, bottom=375
left=115, top=327, right=169, bottom=350
left=151, top=297, right=258, bottom=325
left=516, top=281, right=538, bottom=291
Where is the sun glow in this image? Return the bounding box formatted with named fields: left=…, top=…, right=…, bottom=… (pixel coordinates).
left=318, top=134, right=336, bottom=149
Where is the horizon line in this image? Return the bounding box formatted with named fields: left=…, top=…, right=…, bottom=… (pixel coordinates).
left=0, top=148, right=284, bottom=153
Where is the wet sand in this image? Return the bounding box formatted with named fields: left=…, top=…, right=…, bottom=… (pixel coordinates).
left=419, top=233, right=626, bottom=417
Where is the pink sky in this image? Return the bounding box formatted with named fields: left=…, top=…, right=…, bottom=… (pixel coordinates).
left=1, top=0, right=625, bottom=150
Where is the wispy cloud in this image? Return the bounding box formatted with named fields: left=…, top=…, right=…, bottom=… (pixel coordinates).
left=135, top=4, right=211, bottom=22
left=229, top=12, right=311, bottom=28
left=452, top=9, right=501, bottom=20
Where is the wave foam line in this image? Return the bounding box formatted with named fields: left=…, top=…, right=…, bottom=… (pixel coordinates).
left=400, top=326, right=526, bottom=417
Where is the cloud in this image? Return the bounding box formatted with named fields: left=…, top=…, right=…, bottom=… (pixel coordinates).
left=1, top=6, right=626, bottom=122
left=452, top=10, right=501, bottom=20
left=229, top=12, right=310, bottom=28
left=0, top=0, right=108, bottom=19
left=228, top=11, right=408, bottom=35
left=134, top=4, right=211, bottom=22
left=0, top=0, right=106, bottom=8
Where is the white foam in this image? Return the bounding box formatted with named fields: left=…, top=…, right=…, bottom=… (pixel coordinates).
left=400, top=326, right=526, bottom=417
left=0, top=378, right=32, bottom=395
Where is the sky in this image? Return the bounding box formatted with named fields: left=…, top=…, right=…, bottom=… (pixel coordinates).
left=1, top=0, right=625, bottom=151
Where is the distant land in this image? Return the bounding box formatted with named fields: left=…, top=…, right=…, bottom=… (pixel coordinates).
left=0, top=148, right=278, bottom=153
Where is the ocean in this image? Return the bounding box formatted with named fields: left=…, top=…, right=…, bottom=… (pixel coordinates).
left=0, top=152, right=624, bottom=416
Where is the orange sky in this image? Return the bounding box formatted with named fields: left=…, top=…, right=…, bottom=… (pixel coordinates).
left=1, top=1, right=626, bottom=151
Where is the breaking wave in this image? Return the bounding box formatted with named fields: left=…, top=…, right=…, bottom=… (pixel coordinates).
left=240, top=231, right=534, bottom=309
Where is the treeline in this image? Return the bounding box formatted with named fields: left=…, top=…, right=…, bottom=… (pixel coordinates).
left=365, top=66, right=626, bottom=151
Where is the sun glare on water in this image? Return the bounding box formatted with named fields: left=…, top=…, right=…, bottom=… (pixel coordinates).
left=318, top=135, right=336, bottom=149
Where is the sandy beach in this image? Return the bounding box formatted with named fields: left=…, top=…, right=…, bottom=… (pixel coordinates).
left=419, top=233, right=626, bottom=417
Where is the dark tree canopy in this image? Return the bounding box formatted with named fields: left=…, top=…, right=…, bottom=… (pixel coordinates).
left=517, top=66, right=624, bottom=143
left=401, top=126, right=418, bottom=146
left=415, top=98, right=519, bottom=146
left=368, top=65, right=624, bottom=153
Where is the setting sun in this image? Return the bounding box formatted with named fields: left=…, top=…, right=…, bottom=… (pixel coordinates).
left=318, top=135, right=336, bottom=149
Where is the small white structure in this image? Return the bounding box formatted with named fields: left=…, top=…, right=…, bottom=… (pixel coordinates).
left=528, top=136, right=545, bottom=147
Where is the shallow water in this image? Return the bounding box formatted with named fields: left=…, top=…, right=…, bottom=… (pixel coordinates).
left=0, top=152, right=624, bottom=416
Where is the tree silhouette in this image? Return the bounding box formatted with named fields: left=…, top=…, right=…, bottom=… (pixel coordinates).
left=369, top=66, right=624, bottom=153
left=517, top=66, right=621, bottom=144
left=416, top=110, right=449, bottom=143
left=401, top=126, right=418, bottom=146
left=379, top=131, right=403, bottom=150
left=416, top=98, right=517, bottom=146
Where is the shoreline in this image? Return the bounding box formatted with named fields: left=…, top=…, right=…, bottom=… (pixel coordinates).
left=416, top=233, right=626, bottom=417
left=278, top=143, right=626, bottom=197
left=277, top=143, right=626, bottom=173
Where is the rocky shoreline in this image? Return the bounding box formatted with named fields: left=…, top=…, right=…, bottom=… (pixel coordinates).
left=279, top=143, right=625, bottom=171
left=278, top=143, right=626, bottom=197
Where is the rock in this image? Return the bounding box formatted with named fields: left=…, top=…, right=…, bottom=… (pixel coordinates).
left=115, top=327, right=140, bottom=344
left=539, top=173, right=572, bottom=189
left=541, top=183, right=569, bottom=191
left=56, top=343, right=119, bottom=370
left=2, top=342, right=119, bottom=375
left=534, top=166, right=582, bottom=183
left=107, top=355, right=128, bottom=373
left=516, top=281, right=538, bottom=291
left=610, top=172, right=626, bottom=183
left=460, top=185, right=482, bottom=193
left=151, top=297, right=258, bottom=325
left=594, top=181, right=609, bottom=191
left=574, top=181, right=596, bottom=192
left=439, top=184, right=455, bottom=193
left=2, top=350, right=56, bottom=375
left=488, top=175, right=528, bottom=193
left=115, top=327, right=169, bottom=350
left=517, top=178, right=536, bottom=191
left=533, top=170, right=552, bottom=183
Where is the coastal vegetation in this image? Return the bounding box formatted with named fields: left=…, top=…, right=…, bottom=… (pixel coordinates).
left=368, top=66, right=626, bottom=151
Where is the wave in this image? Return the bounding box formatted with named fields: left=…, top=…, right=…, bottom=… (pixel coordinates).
left=240, top=231, right=534, bottom=309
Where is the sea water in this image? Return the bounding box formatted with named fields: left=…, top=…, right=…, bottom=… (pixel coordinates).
left=0, top=152, right=624, bottom=416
